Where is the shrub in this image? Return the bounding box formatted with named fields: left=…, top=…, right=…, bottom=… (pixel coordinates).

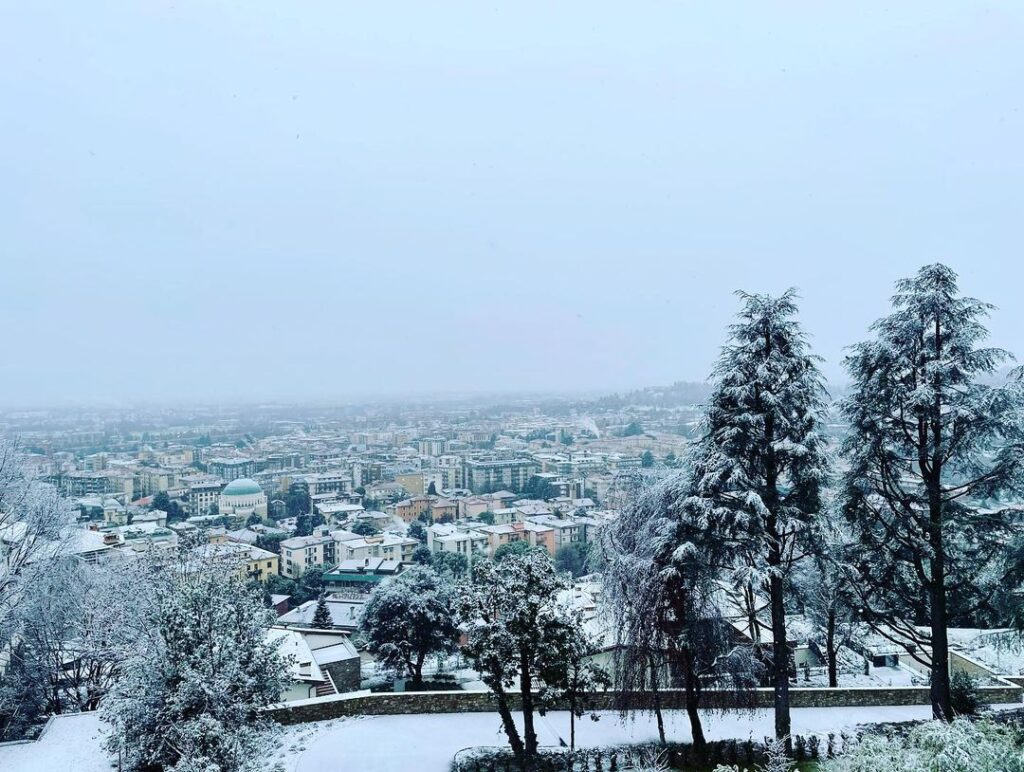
left=950, top=669, right=982, bottom=716
left=822, top=719, right=1024, bottom=772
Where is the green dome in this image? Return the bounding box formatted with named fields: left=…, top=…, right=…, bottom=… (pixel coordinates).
left=222, top=478, right=262, bottom=496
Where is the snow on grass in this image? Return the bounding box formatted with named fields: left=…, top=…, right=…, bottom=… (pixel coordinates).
left=6, top=704, right=1021, bottom=772
left=283, top=705, right=966, bottom=772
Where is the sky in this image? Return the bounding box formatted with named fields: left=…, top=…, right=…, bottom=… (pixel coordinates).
left=1, top=2, right=1022, bottom=406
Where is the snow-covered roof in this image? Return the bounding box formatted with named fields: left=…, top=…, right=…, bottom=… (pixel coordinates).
left=278, top=597, right=365, bottom=629
left=266, top=626, right=325, bottom=683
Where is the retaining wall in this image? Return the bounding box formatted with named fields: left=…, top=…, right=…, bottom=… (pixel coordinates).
left=266, top=682, right=1023, bottom=725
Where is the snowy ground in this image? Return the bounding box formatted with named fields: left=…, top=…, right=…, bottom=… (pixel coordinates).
left=275, top=706, right=966, bottom=772
left=0, top=713, right=110, bottom=772
left=5, top=704, right=1018, bottom=772
left=796, top=665, right=924, bottom=688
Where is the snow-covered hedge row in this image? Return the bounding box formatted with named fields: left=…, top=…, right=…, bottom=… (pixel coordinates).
left=451, top=733, right=851, bottom=772
left=819, top=719, right=1024, bottom=772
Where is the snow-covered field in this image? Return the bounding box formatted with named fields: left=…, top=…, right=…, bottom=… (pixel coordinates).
left=275, top=706, right=968, bottom=772
left=3, top=704, right=992, bottom=772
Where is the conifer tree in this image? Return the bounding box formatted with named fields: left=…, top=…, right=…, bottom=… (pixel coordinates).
left=312, top=592, right=332, bottom=629
left=685, top=289, right=829, bottom=745
left=840, top=264, right=1024, bottom=719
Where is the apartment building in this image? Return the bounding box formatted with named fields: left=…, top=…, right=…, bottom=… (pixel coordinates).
left=427, top=523, right=489, bottom=557
left=280, top=534, right=336, bottom=579
left=525, top=514, right=584, bottom=550
left=393, top=495, right=457, bottom=524
left=417, top=437, right=447, bottom=456
left=139, top=468, right=177, bottom=497
left=393, top=496, right=431, bottom=523
left=335, top=533, right=418, bottom=563
left=462, top=458, right=539, bottom=494
left=193, top=542, right=280, bottom=581
left=475, top=521, right=556, bottom=556
left=187, top=477, right=226, bottom=516
left=207, top=457, right=257, bottom=481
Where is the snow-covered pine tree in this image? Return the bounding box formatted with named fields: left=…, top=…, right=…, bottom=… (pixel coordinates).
left=840, top=263, right=1024, bottom=720
left=685, top=289, right=829, bottom=746
left=312, top=591, right=332, bottom=629
left=359, top=565, right=459, bottom=686
left=102, top=554, right=290, bottom=772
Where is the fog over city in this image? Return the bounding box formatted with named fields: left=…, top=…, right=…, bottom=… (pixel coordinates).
left=2, top=1, right=1021, bottom=406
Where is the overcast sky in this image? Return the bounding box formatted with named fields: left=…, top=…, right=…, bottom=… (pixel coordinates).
left=1, top=2, right=1021, bottom=406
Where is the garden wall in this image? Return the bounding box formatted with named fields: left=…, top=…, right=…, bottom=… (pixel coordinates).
left=266, top=681, right=1023, bottom=725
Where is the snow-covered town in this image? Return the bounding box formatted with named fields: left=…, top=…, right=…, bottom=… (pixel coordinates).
left=4, top=262, right=1024, bottom=772
left=4, top=3, right=1024, bottom=771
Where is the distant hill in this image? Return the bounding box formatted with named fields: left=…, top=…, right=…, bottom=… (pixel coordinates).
left=591, top=381, right=713, bottom=409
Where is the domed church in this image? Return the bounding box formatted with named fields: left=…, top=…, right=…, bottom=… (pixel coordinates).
left=218, top=478, right=268, bottom=518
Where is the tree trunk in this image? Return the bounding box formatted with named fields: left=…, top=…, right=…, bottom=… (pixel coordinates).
left=682, top=649, right=706, bottom=755
left=927, top=312, right=953, bottom=721
left=929, top=499, right=953, bottom=719
left=412, top=655, right=424, bottom=686
left=493, top=687, right=526, bottom=768
left=520, top=649, right=539, bottom=768
left=570, top=705, right=576, bottom=751
left=649, top=656, right=666, bottom=745
left=769, top=571, right=791, bottom=749
left=763, top=390, right=791, bottom=751
left=826, top=609, right=838, bottom=688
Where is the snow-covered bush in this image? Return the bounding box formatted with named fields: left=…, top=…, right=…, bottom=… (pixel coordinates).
left=949, top=669, right=981, bottom=716
left=102, top=553, right=290, bottom=772
left=821, top=719, right=1024, bottom=772
left=622, top=746, right=670, bottom=772
left=713, top=737, right=794, bottom=772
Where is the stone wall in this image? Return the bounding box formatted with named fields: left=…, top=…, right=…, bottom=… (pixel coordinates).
left=266, top=682, right=1023, bottom=725
left=322, top=658, right=361, bottom=694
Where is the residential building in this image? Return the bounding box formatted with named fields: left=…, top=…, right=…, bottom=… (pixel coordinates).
left=280, top=534, right=336, bottom=579
left=525, top=514, right=584, bottom=550
left=427, top=523, right=488, bottom=557
left=475, top=521, right=556, bottom=556
left=278, top=595, right=366, bottom=631
left=322, top=558, right=405, bottom=592
left=192, top=542, right=279, bottom=581
left=335, top=533, right=418, bottom=563
left=187, top=477, right=225, bottom=517
left=207, top=457, right=257, bottom=481
left=463, top=458, right=539, bottom=493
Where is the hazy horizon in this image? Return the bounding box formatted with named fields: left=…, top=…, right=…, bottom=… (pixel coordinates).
left=3, top=2, right=1022, bottom=406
